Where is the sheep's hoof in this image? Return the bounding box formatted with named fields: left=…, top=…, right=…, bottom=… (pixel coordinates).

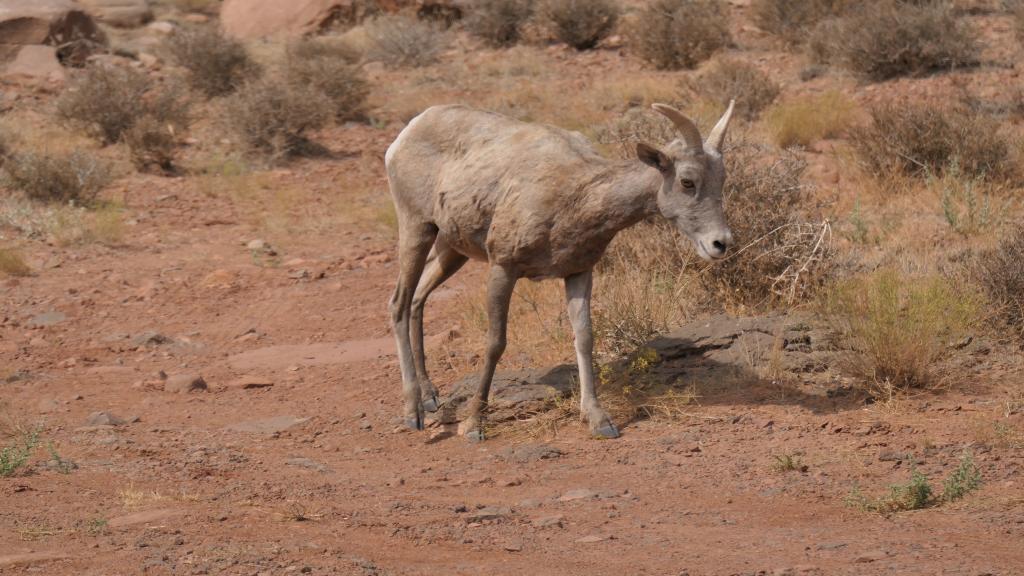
left=592, top=423, right=620, bottom=439
left=464, top=429, right=486, bottom=443
left=422, top=394, right=440, bottom=413
left=458, top=417, right=485, bottom=442
left=404, top=411, right=424, bottom=431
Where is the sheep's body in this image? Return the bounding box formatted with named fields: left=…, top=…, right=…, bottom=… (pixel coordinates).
left=385, top=102, right=736, bottom=440
left=386, top=105, right=654, bottom=279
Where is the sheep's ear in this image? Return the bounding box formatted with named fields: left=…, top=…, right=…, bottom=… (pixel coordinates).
left=637, top=142, right=672, bottom=173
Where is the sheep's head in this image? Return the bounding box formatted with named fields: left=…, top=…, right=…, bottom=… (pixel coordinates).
left=636, top=101, right=735, bottom=261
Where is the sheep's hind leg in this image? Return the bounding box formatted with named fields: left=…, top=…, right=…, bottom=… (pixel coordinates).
left=410, top=237, right=468, bottom=412
left=389, top=220, right=437, bottom=431
left=458, top=264, right=517, bottom=442
left=565, top=271, right=619, bottom=439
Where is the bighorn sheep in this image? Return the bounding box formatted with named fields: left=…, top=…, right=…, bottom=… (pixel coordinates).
left=385, top=102, right=735, bottom=441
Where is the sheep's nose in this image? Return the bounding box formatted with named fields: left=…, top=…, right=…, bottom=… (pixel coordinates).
left=711, top=239, right=727, bottom=255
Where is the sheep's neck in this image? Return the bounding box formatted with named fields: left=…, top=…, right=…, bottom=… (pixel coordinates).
left=582, top=162, right=661, bottom=237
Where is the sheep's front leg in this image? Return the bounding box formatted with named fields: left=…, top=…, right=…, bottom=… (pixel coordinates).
left=458, top=264, right=517, bottom=442
left=565, top=271, right=619, bottom=439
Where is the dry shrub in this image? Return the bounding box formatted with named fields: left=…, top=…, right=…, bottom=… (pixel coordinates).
left=2, top=151, right=113, bottom=205
left=809, top=0, right=978, bottom=81
left=595, top=107, right=677, bottom=157
left=764, top=90, right=856, bottom=148
left=166, top=27, right=259, bottom=97
left=543, top=0, right=618, bottom=50
left=466, top=0, right=536, bottom=47
left=286, top=39, right=369, bottom=121
left=973, top=225, right=1024, bottom=340
left=685, top=57, right=779, bottom=120
left=700, top=144, right=833, bottom=309
left=825, top=269, right=977, bottom=394
left=0, top=248, right=31, bottom=277
left=849, top=101, right=1012, bottom=181
left=57, top=65, right=188, bottom=145
left=364, top=14, right=447, bottom=67
left=632, top=0, right=732, bottom=70
left=124, top=117, right=177, bottom=172
left=751, top=0, right=847, bottom=46
left=223, top=76, right=332, bottom=162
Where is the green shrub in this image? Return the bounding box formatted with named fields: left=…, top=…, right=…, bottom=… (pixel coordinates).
left=632, top=0, right=732, bottom=70
left=466, top=0, right=536, bottom=47
left=543, top=0, right=618, bottom=50
left=166, top=26, right=259, bottom=97
left=826, top=269, right=977, bottom=393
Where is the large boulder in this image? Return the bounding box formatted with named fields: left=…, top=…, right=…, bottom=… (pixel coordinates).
left=0, top=0, right=105, bottom=62
left=3, top=45, right=65, bottom=84
left=220, top=0, right=370, bottom=40
left=78, top=0, right=152, bottom=27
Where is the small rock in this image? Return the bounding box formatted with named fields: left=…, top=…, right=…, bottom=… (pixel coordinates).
left=163, top=374, right=207, bottom=393
left=285, top=457, right=331, bottom=473
left=558, top=489, right=597, bottom=502
left=130, top=331, right=172, bottom=347
left=246, top=239, right=277, bottom=255
left=226, top=376, right=273, bottom=390
left=502, top=538, right=523, bottom=552
left=183, top=13, right=208, bottom=23
left=359, top=420, right=372, bottom=431
left=531, top=514, right=564, bottom=529
left=137, top=52, right=159, bottom=67
left=575, top=535, right=606, bottom=544
left=28, top=310, right=66, bottom=328
left=854, top=550, right=888, bottom=563
left=878, top=449, right=905, bottom=462
left=86, top=411, right=128, bottom=426
left=466, top=506, right=510, bottom=523
left=37, top=399, right=61, bottom=413
left=147, top=20, right=175, bottom=34
left=501, top=443, right=563, bottom=464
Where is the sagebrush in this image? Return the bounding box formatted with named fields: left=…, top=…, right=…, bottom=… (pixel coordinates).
left=632, top=0, right=732, bottom=70
left=751, top=0, right=847, bottom=46
left=764, top=90, right=856, bottom=148
left=466, top=0, right=536, bottom=47
left=685, top=57, right=779, bottom=120
left=364, top=14, right=447, bottom=67
left=543, top=0, right=618, bottom=50
left=223, top=77, right=332, bottom=161
left=973, top=225, right=1024, bottom=340
left=809, top=0, right=977, bottom=80
left=2, top=151, right=113, bottom=205
left=286, top=39, right=369, bottom=121
left=166, top=26, right=259, bottom=97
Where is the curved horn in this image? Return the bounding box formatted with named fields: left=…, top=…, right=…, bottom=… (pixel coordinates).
left=705, top=99, right=735, bottom=153
left=652, top=103, right=703, bottom=153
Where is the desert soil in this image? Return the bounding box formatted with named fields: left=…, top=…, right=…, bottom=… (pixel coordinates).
left=3, top=3, right=1024, bottom=576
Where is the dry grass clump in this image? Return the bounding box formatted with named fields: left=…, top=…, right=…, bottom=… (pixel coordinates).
left=285, top=39, right=369, bottom=121
left=2, top=151, right=113, bottom=205
left=849, top=101, right=1012, bottom=181
left=763, top=90, right=856, bottom=148
left=57, top=64, right=189, bottom=146
left=0, top=248, right=31, bottom=277
left=166, top=26, right=259, bottom=97
left=973, top=225, right=1024, bottom=340
left=542, top=0, right=618, bottom=50
left=808, top=0, right=978, bottom=81
left=124, top=117, right=177, bottom=172
left=685, top=57, right=779, bottom=120
left=825, top=269, right=977, bottom=394
left=364, top=14, right=448, bottom=67
left=751, top=0, right=847, bottom=46
left=701, top=144, right=833, bottom=310
left=466, top=0, right=536, bottom=47
left=631, top=0, right=732, bottom=70
left=223, top=76, right=332, bottom=162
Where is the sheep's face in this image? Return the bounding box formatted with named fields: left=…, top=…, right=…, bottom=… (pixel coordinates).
left=637, top=141, right=733, bottom=261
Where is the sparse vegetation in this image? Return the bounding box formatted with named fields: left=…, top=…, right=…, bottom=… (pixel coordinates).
left=543, top=0, right=619, bottom=50
left=166, top=26, right=260, bottom=97
left=942, top=451, right=982, bottom=502
left=685, top=57, right=780, bottom=120
left=286, top=39, right=369, bottom=121
left=57, top=65, right=189, bottom=146
left=772, top=453, right=807, bottom=472
left=1, top=428, right=39, bottom=477
left=973, top=225, right=1024, bottom=340
left=764, top=90, right=856, bottom=148
left=2, top=150, right=113, bottom=205
left=466, top=0, right=536, bottom=47
left=934, top=164, right=1000, bottom=236
left=849, top=102, right=1012, bottom=181
left=751, top=0, right=846, bottom=46
left=826, top=269, right=978, bottom=394
left=808, top=0, right=978, bottom=80
left=364, top=14, right=448, bottom=68
left=632, top=0, right=732, bottom=70
left=0, top=248, right=31, bottom=277
left=847, top=452, right=982, bottom=513
left=223, top=76, right=332, bottom=162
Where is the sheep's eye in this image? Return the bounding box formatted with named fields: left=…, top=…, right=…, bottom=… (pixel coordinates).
left=681, top=179, right=696, bottom=190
